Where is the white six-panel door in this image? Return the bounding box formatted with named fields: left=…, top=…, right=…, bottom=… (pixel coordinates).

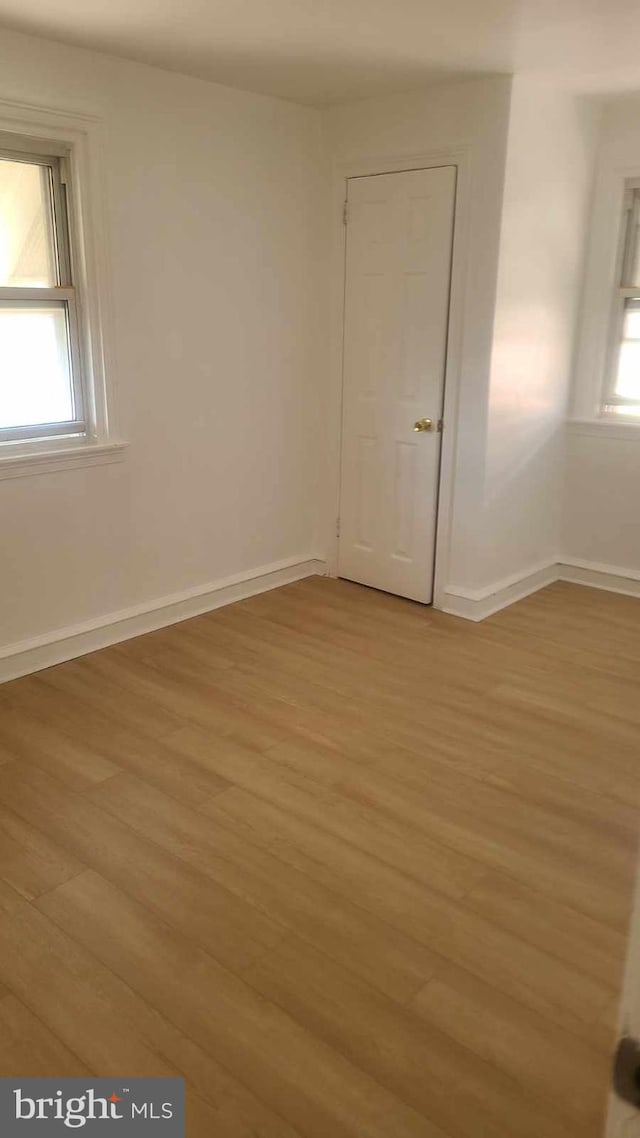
left=338, top=165, right=456, bottom=603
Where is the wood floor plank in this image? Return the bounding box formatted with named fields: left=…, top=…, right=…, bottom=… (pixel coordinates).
left=212, top=782, right=485, bottom=906
left=257, top=735, right=635, bottom=928
left=244, top=935, right=583, bottom=1138
left=164, top=725, right=490, bottom=900
left=0, top=802, right=85, bottom=900
left=482, top=758, right=640, bottom=837
left=39, top=659, right=186, bottom=739
left=463, top=869, right=627, bottom=992
left=0, top=708, right=119, bottom=788
left=171, top=606, right=512, bottom=776
left=0, top=690, right=231, bottom=806
left=0, top=576, right=636, bottom=1137
left=80, top=727, right=232, bottom=808
left=135, top=739, right=621, bottom=1036
left=205, top=785, right=617, bottom=1038
left=37, top=869, right=449, bottom=1138
left=0, top=674, right=171, bottom=760
left=77, top=649, right=291, bottom=751
left=0, top=762, right=285, bottom=973
left=172, top=601, right=639, bottom=817
left=84, top=771, right=439, bottom=1003
left=412, top=960, right=608, bottom=1124
left=0, top=993, right=89, bottom=1075
left=186, top=602, right=482, bottom=712
left=0, top=876, right=219, bottom=1078
left=0, top=880, right=297, bottom=1138
left=483, top=724, right=640, bottom=811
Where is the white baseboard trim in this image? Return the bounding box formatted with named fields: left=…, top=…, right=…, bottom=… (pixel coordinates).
left=558, top=558, right=640, bottom=598
left=440, top=560, right=560, bottom=622
left=4, top=552, right=639, bottom=676
left=0, top=555, right=326, bottom=684
left=441, top=555, right=640, bottom=621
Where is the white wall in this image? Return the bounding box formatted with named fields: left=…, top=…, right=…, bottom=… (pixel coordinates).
left=480, top=78, right=600, bottom=591
left=564, top=424, right=640, bottom=574
left=0, top=27, right=324, bottom=652
left=566, top=96, right=640, bottom=579
left=0, top=30, right=616, bottom=652
left=322, top=76, right=513, bottom=597
left=322, top=76, right=604, bottom=603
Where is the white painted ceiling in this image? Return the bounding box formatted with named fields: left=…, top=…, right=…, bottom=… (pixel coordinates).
left=0, top=0, right=639, bottom=105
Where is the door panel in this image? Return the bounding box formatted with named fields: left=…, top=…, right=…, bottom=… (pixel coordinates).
left=338, top=165, right=456, bottom=603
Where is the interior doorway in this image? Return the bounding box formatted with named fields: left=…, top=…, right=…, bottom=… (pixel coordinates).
left=337, top=164, right=456, bottom=603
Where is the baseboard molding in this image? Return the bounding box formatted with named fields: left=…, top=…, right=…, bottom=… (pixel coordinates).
left=0, top=555, right=326, bottom=684
left=4, top=552, right=638, bottom=676
left=558, top=558, right=640, bottom=598
left=440, top=561, right=560, bottom=622
left=441, top=555, right=640, bottom=622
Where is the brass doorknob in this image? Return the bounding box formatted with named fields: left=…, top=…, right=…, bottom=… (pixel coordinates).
left=413, top=418, right=433, bottom=432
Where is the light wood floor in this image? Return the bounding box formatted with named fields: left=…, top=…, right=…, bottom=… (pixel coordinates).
left=0, top=577, right=638, bottom=1137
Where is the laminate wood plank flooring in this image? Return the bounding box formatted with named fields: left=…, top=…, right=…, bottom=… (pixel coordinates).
left=0, top=576, right=638, bottom=1137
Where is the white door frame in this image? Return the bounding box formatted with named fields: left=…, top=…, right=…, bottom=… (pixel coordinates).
left=325, top=146, right=471, bottom=608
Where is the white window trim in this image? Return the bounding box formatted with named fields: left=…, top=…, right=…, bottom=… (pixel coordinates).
left=571, top=160, right=640, bottom=435
left=0, top=98, right=127, bottom=478
left=0, top=440, right=126, bottom=481
left=567, top=417, right=640, bottom=441
left=600, top=178, right=640, bottom=419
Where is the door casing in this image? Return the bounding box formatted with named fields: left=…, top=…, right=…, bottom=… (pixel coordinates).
left=337, top=164, right=456, bottom=602
left=325, top=147, right=471, bottom=609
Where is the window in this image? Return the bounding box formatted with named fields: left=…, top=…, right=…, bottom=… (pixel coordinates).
left=604, top=182, right=640, bottom=417
left=0, top=131, right=87, bottom=447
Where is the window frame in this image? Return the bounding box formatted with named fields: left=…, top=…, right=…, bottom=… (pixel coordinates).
left=0, top=131, right=89, bottom=446
left=602, top=178, right=640, bottom=420
left=0, top=103, right=125, bottom=478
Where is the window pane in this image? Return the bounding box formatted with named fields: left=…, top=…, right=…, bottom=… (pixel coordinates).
left=615, top=340, right=640, bottom=401
left=0, top=303, right=74, bottom=428
left=628, top=235, right=640, bottom=290
left=0, top=159, right=56, bottom=287
left=606, top=404, right=640, bottom=417
left=621, top=189, right=640, bottom=288
left=623, top=307, right=640, bottom=339
left=614, top=301, right=640, bottom=405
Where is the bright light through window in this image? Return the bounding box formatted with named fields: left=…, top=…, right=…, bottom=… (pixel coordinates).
left=0, top=136, right=85, bottom=445
left=606, top=186, right=640, bottom=416
left=0, top=305, right=73, bottom=428
left=614, top=302, right=640, bottom=406
left=0, top=159, right=55, bottom=288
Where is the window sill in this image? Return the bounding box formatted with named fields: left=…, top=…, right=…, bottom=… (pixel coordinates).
left=0, top=440, right=128, bottom=481
left=567, top=418, right=640, bottom=441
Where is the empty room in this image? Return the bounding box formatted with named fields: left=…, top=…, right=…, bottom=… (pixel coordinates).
left=1, top=1, right=640, bottom=1135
